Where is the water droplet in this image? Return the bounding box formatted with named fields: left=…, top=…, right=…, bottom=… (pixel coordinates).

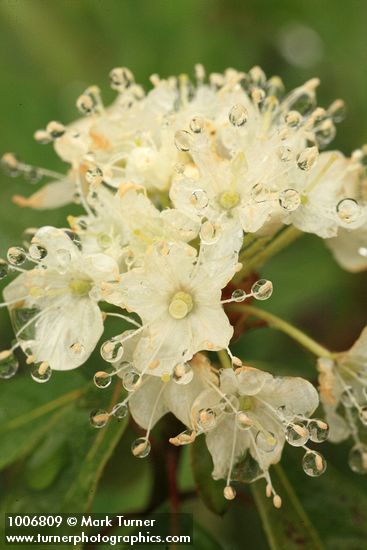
left=56, top=249, right=71, bottom=269
left=7, top=246, right=26, bottom=266
left=197, top=408, right=216, bottom=431
left=236, top=411, right=254, bottom=431
left=190, top=189, right=208, bottom=209
left=256, top=430, right=277, bottom=452
left=90, top=409, right=109, bottom=429
left=327, top=99, right=346, bottom=123
left=46, top=121, right=66, bottom=139
left=297, top=146, right=318, bottom=171
left=302, top=451, right=327, bottom=477
left=336, top=199, right=360, bottom=224
left=0, top=350, right=19, bottom=379
left=109, top=67, right=134, bottom=90
left=307, top=419, right=329, bottom=442
left=30, top=362, right=52, bottom=383
left=190, top=116, right=204, bottom=133
left=315, top=119, right=336, bottom=147
left=131, top=437, right=151, bottom=458
left=231, top=289, right=247, bottom=302
left=285, top=422, right=309, bottom=446
left=223, top=486, right=236, bottom=500
left=251, top=183, right=268, bottom=203
left=251, top=279, right=273, bottom=301
left=93, top=370, right=112, bottom=389
left=174, top=130, right=191, bottom=152
left=277, top=145, right=293, bottom=162
left=359, top=406, right=367, bottom=426
left=340, top=387, right=354, bottom=408
left=279, top=189, right=301, bottom=211
left=219, top=394, right=239, bottom=413
left=122, top=369, right=141, bottom=392
left=29, top=244, right=48, bottom=261
left=173, top=362, right=194, bottom=385
left=0, top=260, right=9, bottom=280
left=100, top=338, right=124, bottom=363
left=97, top=233, right=113, bottom=249
left=76, top=93, right=96, bottom=116
left=277, top=404, right=295, bottom=422
left=285, top=111, right=302, bottom=128
left=170, top=428, right=196, bottom=446
left=199, top=220, right=221, bottom=245
left=86, top=166, right=103, bottom=185
left=111, top=402, right=128, bottom=420
left=348, top=444, right=367, bottom=474
left=64, top=230, right=82, bottom=250
left=229, top=104, right=248, bottom=126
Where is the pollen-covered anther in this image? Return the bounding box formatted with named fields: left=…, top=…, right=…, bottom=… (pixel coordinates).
left=223, top=485, right=236, bottom=500
left=273, top=495, right=282, bottom=509
left=168, top=291, right=193, bottom=319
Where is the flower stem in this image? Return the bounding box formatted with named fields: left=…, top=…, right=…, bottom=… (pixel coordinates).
left=229, top=304, right=333, bottom=359
left=217, top=349, right=232, bottom=369
left=234, top=226, right=302, bottom=282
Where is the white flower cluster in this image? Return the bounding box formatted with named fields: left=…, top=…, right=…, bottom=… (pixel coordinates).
left=1, top=65, right=367, bottom=505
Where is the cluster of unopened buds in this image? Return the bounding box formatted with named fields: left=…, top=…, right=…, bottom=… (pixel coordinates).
left=1, top=64, right=367, bottom=508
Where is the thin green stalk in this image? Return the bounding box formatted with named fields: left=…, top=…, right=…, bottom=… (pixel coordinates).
left=234, top=226, right=302, bottom=282
left=229, top=304, right=333, bottom=359
left=217, top=349, right=232, bottom=369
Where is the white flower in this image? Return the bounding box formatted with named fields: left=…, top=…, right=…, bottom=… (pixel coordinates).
left=326, top=226, right=367, bottom=272
left=318, top=326, right=367, bottom=473
left=3, top=227, right=119, bottom=371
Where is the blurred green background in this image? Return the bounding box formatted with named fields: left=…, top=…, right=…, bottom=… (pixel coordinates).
left=0, top=1, right=366, bottom=549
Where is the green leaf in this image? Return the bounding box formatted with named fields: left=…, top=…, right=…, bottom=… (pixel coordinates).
left=251, top=465, right=325, bottom=550
left=191, top=435, right=229, bottom=516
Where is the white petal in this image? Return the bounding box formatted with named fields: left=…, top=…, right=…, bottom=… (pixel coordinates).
left=326, top=227, right=367, bottom=272
left=260, top=376, right=319, bottom=417
left=129, top=376, right=168, bottom=429
left=12, top=179, right=75, bottom=210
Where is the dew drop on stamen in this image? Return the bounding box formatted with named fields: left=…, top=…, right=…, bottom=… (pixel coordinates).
left=76, top=94, right=95, bottom=116
left=231, top=289, right=247, bottom=302
left=336, top=198, right=360, bottom=224
left=302, top=451, right=327, bottom=477
left=173, top=362, right=194, bottom=385
left=90, top=409, right=109, bottom=429
left=358, top=406, right=367, bottom=426
left=285, top=422, right=309, bottom=446
left=199, top=220, right=221, bottom=245
left=93, top=370, right=112, bottom=389
left=0, top=260, right=9, bottom=280
left=111, top=402, right=128, bottom=420
left=190, top=188, right=208, bottom=209
left=64, top=230, right=82, bottom=251
left=307, top=418, right=329, bottom=442
left=7, top=246, right=26, bottom=266
left=278, top=189, right=301, bottom=211
left=109, top=67, right=134, bottom=90
left=131, top=437, right=151, bottom=458
left=100, top=338, right=124, bottom=363
left=277, top=145, right=293, bottom=162
left=189, top=116, right=204, bottom=133
left=223, top=486, right=236, bottom=500
left=236, top=411, right=253, bottom=431
left=256, top=430, right=277, bottom=452
left=285, top=110, right=302, bottom=128
left=197, top=408, right=216, bottom=431
left=251, top=279, right=273, bottom=301
left=174, top=130, right=191, bottom=152
left=30, top=362, right=52, bottom=383
left=251, top=183, right=268, bottom=203
left=46, top=121, right=66, bottom=139
left=29, top=244, right=48, bottom=261
left=122, top=369, right=141, bottom=392
left=0, top=350, right=19, bottom=379
left=86, top=166, right=104, bottom=185
left=348, top=444, right=367, bottom=474
left=296, top=147, right=318, bottom=171
left=229, top=104, right=248, bottom=127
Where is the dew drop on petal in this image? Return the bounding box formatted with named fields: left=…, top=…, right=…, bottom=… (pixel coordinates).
left=256, top=430, right=277, bottom=452
left=111, top=402, right=128, bottom=420
left=93, top=370, right=112, bottom=389
left=122, top=369, right=141, bottom=392
left=336, top=198, right=360, bottom=224
left=90, top=409, right=109, bottom=429
left=302, top=451, right=327, bottom=476
left=29, top=244, right=48, bottom=261
left=229, top=104, right=248, bottom=127
left=173, top=362, right=194, bottom=385
left=277, top=145, right=293, bottom=162
left=231, top=289, right=247, bottom=302
left=251, top=279, right=273, bottom=300
left=307, top=418, right=329, bottom=442
left=56, top=248, right=72, bottom=269
left=30, top=362, right=52, bottom=383
left=348, top=444, right=367, bottom=474
left=189, top=116, right=204, bottom=133
left=297, top=147, right=318, bottom=171
left=190, top=188, right=209, bottom=209
left=174, top=130, right=191, bottom=152
left=251, top=183, right=268, bottom=203
left=0, top=260, right=9, bottom=280
left=100, top=338, right=124, bottom=363
left=197, top=408, right=216, bottom=431
left=279, top=189, right=301, bottom=211
left=285, top=422, right=309, bottom=447
left=0, top=350, right=19, bottom=379
left=236, top=411, right=254, bottom=431
left=199, top=221, right=221, bottom=244
left=131, top=437, right=151, bottom=458
left=7, top=246, right=26, bottom=266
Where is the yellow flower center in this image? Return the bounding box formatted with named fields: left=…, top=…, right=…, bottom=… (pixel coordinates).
left=168, top=291, right=193, bottom=320
left=219, top=191, right=241, bottom=210
left=69, top=279, right=92, bottom=296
